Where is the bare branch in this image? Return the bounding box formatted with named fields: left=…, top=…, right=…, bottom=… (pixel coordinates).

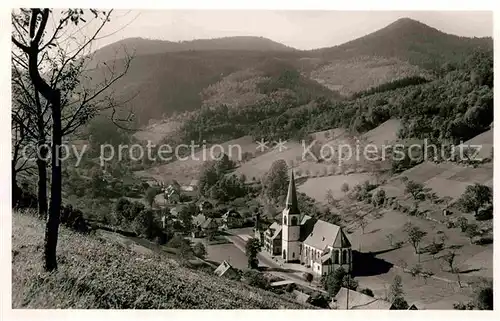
left=39, top=14, right=72, bottom=52
left=54, top=10, right=113, bottom=85
left=11, top=36, right=29, bottom=52
left=33, top=9, right=50, bottom=45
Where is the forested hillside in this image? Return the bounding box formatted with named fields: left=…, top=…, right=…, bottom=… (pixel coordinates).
left=84, top=17, right=492, bottom=128
left=180, top=49, right=493, bottom=146
left=312, top=18, right=492, bottom=70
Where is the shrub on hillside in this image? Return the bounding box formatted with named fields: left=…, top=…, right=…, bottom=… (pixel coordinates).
left=13, top=182, right=37, bottom=210
left=323, top=267, right=357, bottom=297
left=242, top=270, right=270, bottom=290
left=453, top=302, right=475, bottom=310
left=475, top=205, right=493, bottom=221
left=360, top=288, right=374, bottom=297
left=308, top=293, right=330, bottom=308
left=474, top=281, right=493, bottom=310
left=285, top=283, right=297, bottom=293
left=132, top=209, right=160, bottom=240
left=372, top=189, right=386, bottom=207
left=457, top=184, right=492, bottom=216
left=60, top=204, right=89, bottom=233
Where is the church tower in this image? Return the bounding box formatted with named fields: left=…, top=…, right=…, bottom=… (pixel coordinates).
left=281, top=170, right=301, bottom=262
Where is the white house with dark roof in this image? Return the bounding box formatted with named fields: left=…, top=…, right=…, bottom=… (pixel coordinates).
left=263, top=171, right=353, bottom=276
left=263, top=222, right=282, bottom=255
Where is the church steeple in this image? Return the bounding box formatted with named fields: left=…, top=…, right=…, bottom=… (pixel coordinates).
left=285, top=170, right=299, bottom=214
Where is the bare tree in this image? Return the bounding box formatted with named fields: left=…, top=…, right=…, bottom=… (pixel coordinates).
left=12, top=68, right=50, bottom=217
left=355, top=214, right=368, bottom=234
left=403, top=222, right=427, bottom=262
left=12, top=8, right=132, bottom=271
left=11, top=103, right=37, bottom=208
left=442, top=251, right=462, bottom=287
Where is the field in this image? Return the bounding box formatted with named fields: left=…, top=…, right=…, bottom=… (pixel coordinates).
left=461, top=128, right=493, bottom=161
left=341, top=200, right=492, bottom=309
left=298, top=173, right=375, bottom=202
left=236, top=119, right=400, bottom=181
left=11, top=211, right=307, bottom=309
left=378, top=161, right=493, bottom=201
left=136, top=135, right=258, bottom=185
left=309, top=56, right=430, bottom=96
left=136, top=119, right=401, bottom=186
left=132, top=119, right=182, bottom=144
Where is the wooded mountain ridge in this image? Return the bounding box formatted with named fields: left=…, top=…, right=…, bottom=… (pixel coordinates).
left=84, top=17, right=492, bottom=126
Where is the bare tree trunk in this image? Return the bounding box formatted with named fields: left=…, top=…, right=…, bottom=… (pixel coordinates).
left=36, top=89, right=48, bottom=219
left=44, top=90, right=61, bottom=271
left=455, top=270, right=462, bottom=288
left=12, top=162, right=21, bottom=208
left=36, top=146, right=48, bottom=218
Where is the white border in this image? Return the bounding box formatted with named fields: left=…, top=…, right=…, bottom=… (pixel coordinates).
left=1, top=1, right=498, bottom=321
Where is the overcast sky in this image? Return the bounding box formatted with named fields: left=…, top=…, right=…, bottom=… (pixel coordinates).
left=92, top=10, right=492, bottom=50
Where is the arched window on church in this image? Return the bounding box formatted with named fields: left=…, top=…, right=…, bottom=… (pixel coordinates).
left=291, top=216, right=298, bottom=226
left=342, top=250, right=348, bottom=264
left=283, top=215, right=287, bottom=225
left=334, top=250, right=339, bottom=264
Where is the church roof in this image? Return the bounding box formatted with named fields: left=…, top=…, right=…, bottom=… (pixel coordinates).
left=333, top=228, right=352, bottom=248
left=285, top=171, right=299, bottom=214
left=303, top=220, right=348, bottom=250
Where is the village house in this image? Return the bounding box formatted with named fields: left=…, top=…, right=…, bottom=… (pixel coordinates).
left=198, top=200, right=214, bottom=213
left=164, top=184, right=180, bottom=203
left=214, top=260, right=239, bottom=279
left=192, top=213, right=219, bottom=238
left=221, top=209, right=244, bottom=229
left=181, top=179, right=199, bottom=192
left=263, top=222, right=282, bottom=256
left=330, top=288, right=419, bottom=310
left=261, top=171, right=353, bottom=276
left=331, top=288, right=392, bottom=310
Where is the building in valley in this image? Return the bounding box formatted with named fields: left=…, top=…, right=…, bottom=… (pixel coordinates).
left=214, top=260, right=239, bottom=279
left=263, top=222, right=282, bottom=256
left=330, top=287, right=419, bottom=310
left=262, top=171, right=353, bottom=276
left=221, top=209, right=243, bottom=229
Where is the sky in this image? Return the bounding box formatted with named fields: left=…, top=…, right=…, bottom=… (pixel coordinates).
left=88, top=10, right=493, bottom=50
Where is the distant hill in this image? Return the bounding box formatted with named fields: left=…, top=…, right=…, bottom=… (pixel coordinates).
left=84, top=17, right=492, bottom=127
left=84, top=50, right=304, bottom=124
left=312, top=18, right=492, bottom=70
left=91, top=36, right=295, bottom=65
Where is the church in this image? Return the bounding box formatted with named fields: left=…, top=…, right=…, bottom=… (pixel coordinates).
left=262, top=171, right=353, bottom=276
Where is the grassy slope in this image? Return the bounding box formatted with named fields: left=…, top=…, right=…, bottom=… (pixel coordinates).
left=12, top=212, right=307, bottom=309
